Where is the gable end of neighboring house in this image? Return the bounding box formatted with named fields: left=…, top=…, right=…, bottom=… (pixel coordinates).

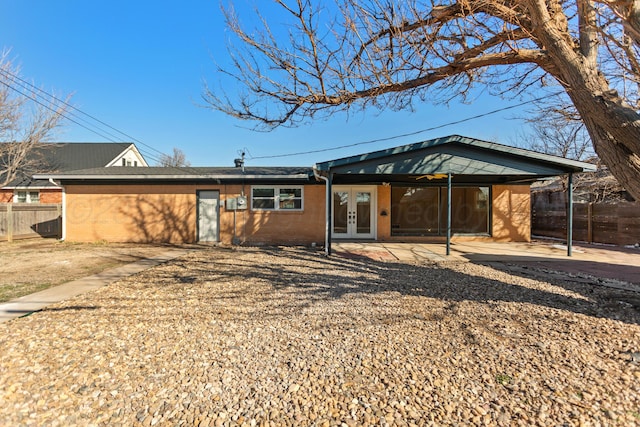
left=105, top=144, right=149, bottom=167
left=1, top=142, right=149, bottom=203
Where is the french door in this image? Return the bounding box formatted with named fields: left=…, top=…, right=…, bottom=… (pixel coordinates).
left=332, top=186, right=376, bottom=239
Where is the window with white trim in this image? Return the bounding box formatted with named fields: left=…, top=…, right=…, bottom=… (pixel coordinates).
left=14, top=191, right=40, bottom=203
left=251, top=186, right=303, bottom=211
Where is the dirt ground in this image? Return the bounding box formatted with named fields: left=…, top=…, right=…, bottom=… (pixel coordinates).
left=0, top=238, right=171, bottom=302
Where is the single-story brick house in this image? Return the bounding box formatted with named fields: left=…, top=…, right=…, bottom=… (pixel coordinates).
left=35, top=135, right=595, bottom=250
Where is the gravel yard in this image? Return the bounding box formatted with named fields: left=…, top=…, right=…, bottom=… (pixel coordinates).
left=1, top=246, right=639, bottom=426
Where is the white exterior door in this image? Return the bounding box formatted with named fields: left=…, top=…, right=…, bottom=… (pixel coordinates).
left=332, top=186, right=376, bottom=239
left=198, top=191, right=219, bottom=242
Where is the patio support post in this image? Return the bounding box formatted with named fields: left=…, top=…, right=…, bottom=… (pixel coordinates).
left=567, top=172, right=573, bottom=257
left=446, top=172, right=452, bottom=256
left=327, top=172, right=333, bottom=256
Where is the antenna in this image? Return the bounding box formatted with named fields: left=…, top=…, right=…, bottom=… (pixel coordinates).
left=233, top=150, right=246, bottom=172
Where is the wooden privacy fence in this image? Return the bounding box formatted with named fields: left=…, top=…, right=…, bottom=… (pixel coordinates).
left=0, top=203, right=62, bottom=241
left=532, top=192, right=640, bottom=246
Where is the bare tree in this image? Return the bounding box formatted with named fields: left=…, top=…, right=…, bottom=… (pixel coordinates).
left=517, top=94, right=594, bottom=161
left=205, top=0, right=640, bottom=201
left=0, top=53, right=68, bottom=187
left=158, top=147, right=191, bottom=167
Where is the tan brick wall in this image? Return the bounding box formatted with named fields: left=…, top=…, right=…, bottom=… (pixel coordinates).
left=377, top=185, right=391, bottom=240
left=65, top=184, right=197, bottom=243
left=223, top=184, right=325, bottom=245
left=63, top=182, right=531, bottom=244
left=64, top=183, right=325, bottom=245
left=492, top=185, right=531, bottom=242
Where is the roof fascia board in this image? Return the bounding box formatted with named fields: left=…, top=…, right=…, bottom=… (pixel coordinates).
left=33, top=173, right=311, bottom=181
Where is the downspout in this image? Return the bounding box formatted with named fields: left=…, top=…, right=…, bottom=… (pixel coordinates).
left=49, top=178, right=65, bottom=241
left=312, top=166, right=330, bottom=256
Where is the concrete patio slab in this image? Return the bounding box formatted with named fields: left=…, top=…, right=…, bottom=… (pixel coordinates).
left=333, top=240, right=640, bottom=286
left=0, top=248, right=191, bottom=323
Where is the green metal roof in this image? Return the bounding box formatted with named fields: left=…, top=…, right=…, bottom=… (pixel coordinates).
left=315, top=135, right=596, bottom=178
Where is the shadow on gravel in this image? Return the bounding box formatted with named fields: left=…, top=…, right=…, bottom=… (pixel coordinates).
left=466, top=255, right=640, bottom=287
left=151, top=246, right=640, bottom=327
left=39, top=305, right=101, bottom=312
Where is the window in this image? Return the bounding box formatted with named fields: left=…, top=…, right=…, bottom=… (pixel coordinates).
left=14, top=191, right=40, bottom=203
left=251, top=186, right=303, bottom=211
left=391, top=185, right=489, bottom=235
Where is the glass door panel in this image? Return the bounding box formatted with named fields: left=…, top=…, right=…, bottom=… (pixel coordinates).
left=355, top=192, right=371, bottom=235
left=333, top=191, right=349, bottom=235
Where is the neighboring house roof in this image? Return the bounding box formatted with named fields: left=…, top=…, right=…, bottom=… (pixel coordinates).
left=315, top=135, right=597, bottom=184
left=34, top=166, right=316, bottom=183
left=2, top=142, right=148, bottom=189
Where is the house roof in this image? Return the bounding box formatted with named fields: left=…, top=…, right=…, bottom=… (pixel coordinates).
left=315, top=135, right=596, bottom=184
left=2, top=142, right=143, bottom=188
left=30, top=135, right=596, bottom=186
left=38, top=142, right=138, bottom=170
left=34, top=166, right=316, bottom=182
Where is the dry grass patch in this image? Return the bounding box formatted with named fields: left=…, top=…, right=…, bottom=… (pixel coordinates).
left=0, top=239, right=170, bottom=302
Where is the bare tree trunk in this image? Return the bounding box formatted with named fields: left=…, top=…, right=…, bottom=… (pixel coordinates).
left=529, top=0, right=640, bottom=200
left=565, top=69, right=640, bottom=202
left=576, top=97, right=640, bottom=201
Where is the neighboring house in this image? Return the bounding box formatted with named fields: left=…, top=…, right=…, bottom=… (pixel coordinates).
left=1, top=142, right=148, bottom=204
left=34, top=135, right=595, bottom=247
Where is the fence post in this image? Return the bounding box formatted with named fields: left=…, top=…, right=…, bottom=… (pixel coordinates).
left=566, top=173, right=573, bottom=257
left=7, top=203, right=13, bottom=243
left=57, top=203, right=62, bottom=239
left=587, top=202, right=593, bottom=244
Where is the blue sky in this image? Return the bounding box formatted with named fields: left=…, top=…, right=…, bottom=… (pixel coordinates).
left=2, top=0, right=534, bottom=167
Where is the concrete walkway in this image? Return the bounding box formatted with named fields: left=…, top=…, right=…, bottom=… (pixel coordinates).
left=0, top=248, right=191, bottom=323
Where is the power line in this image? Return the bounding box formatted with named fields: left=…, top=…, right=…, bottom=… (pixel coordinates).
left=0, top=66, right=167, bottom=158
left=0, top=79, right=128, bottom=145
left=0, top=69, right=135, bottom=148
left=0, top=73, right=169, bottom=167
left=250, top=91, right=565, bottom=160
left=0, top=66, right=220, bottom=177
left=0, top=69, right=197, bottom=170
